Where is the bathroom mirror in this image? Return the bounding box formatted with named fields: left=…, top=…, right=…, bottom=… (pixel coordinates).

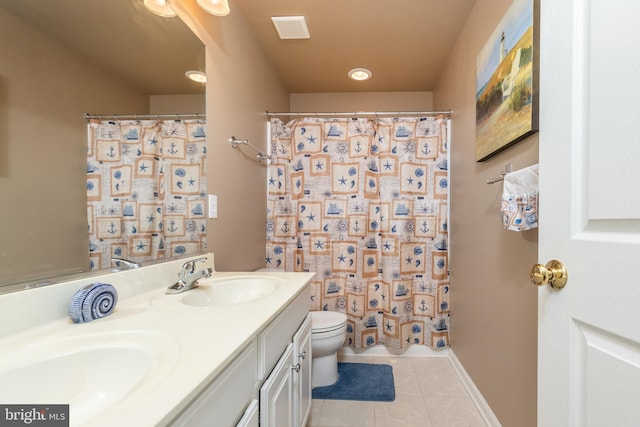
left=0, top=0, right=206, bottom=292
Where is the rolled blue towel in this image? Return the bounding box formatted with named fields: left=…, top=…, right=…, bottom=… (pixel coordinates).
left=68, top=282, right=118, bottom=323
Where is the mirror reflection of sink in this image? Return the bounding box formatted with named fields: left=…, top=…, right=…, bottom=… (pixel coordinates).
left=0, top=331, right=179, bottom=425
left=180, top=275, right=283, bottom=307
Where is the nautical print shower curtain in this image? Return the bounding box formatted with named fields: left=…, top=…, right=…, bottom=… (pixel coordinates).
left=265, top=116, right=450, bottom=350
left=87, top=119, right=207, bottom=271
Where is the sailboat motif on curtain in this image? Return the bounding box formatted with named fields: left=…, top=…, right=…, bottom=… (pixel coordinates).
left=87, top=119, right=207, bottom=270
left=266, top=117, right=450, bottom=350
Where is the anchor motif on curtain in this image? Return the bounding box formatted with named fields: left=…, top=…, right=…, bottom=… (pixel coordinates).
left=87, top=119, right=207, bottom=271
left=266, top=116, right=450, bottom=350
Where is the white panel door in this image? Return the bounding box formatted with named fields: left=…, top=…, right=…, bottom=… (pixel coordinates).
left=539, top=0, right=640, bottom=425
left=293, top=315, right=312, bottom=427
left=260, top=344, right=294, bottom=427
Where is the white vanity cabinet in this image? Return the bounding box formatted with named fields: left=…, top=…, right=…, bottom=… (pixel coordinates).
left=292, top=315, right=312, bottom=427
left=260, top=343, right=295, bottom=427
left=260, top=314, right=312, bottom=427
left=170, top=340, right=258, bottom=427
left=258, top=287, right=312, bottom=427
left=168, top=285, right=312, bottom=427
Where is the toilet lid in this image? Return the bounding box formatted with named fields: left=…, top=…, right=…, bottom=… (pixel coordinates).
left=311, top=311, right=347, bottom=333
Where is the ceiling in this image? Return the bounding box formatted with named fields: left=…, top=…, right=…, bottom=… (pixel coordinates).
left=233, top=0, right=478, bottom=93
left=0, top=0, right=477, bottom=95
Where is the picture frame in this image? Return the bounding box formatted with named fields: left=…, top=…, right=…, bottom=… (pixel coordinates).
left=475, top=0, right=539, bottom=162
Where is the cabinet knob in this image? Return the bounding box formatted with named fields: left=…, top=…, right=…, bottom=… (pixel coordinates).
left=291, top=363, right=301, bottom=373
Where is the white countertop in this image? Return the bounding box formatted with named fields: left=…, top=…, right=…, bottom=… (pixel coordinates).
left=0, top=254, right=314, bottom=426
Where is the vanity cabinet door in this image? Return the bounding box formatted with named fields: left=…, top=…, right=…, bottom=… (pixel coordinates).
left=260, top=343, right=294, bottom=427
left=258, top=290, right=310, bottom=381
left=293, top=314, right=312, bottom=427
left=236, top=399, right=258, bottom=427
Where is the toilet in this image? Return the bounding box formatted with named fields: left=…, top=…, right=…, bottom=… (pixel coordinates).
left=254, top=269, right=348, bottom=388
left=310, top=310, right=347, bottom=388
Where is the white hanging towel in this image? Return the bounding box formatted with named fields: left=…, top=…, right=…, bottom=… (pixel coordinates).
left=500, top=163, right=539, bottom=231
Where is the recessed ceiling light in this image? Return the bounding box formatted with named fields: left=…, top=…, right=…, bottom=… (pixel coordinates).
left=185, top=70, right=207, bottom=83
left=143, top=0, right=177, bottom=17
left=197, top=0, right=230, bottom=16
left=348, top=68, right=372, bottom=81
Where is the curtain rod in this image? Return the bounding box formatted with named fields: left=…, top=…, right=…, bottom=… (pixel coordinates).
left=83, top=113, right=205, bottom=120
left=265, top=110, right=452, bottom=117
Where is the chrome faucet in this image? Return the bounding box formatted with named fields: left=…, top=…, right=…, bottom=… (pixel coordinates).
left=166, top=257, right=213, bottom=294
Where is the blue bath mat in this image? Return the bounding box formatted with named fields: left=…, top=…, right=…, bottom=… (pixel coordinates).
left=312, top=362, right=395, bottom=402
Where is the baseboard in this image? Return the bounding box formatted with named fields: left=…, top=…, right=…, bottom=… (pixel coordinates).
left=448, top=349, right=502, bottom=427
left=338, top=344, right=448, bottom=357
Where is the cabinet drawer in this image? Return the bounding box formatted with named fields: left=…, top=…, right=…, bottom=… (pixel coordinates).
left=170, top=339, right=257, bottom=427
left=258, top=287, right=310, bottom=381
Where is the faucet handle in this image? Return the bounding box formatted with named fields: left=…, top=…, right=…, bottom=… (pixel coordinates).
left=179, top=257, right=208, bottom=277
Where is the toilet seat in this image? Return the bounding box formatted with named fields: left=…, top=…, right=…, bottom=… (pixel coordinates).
left=311, top=311, right=347, bottom=334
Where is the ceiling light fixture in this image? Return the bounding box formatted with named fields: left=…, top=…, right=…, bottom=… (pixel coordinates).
left=185, top=70, right=207, bottom=83
left=143, top=0, right=177, bottom=17
left=144, top=0, right=230, bottom=18
left=348, top=68, right=372, bottom=81
left=271, top=16, right=311, bottom=40
left=196, top=0, right=230, bottom=16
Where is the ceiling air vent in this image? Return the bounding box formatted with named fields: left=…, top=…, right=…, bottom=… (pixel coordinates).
left=271, top=16, right=310, bottom=40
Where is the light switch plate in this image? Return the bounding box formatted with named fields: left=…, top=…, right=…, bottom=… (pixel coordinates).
left=208, top=194, right=217, bottom=218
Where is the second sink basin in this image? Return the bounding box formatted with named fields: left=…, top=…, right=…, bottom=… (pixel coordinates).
left=0, top=330, right=180, bottom=425
left=180, top=275, right=283, bottom=307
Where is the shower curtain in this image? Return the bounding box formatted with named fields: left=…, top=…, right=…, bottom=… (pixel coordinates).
left=265, top=116, right=450, bottom=350
left=87, top=119, right=207, bottom=270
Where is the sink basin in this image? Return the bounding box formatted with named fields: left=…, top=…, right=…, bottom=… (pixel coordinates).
left=0, top=331, right=179, bottom=425
left=179, top=275, right=283, bottom=307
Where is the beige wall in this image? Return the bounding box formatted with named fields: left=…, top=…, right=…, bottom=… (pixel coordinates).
left=290, top=91, right=433, bottom=112
left=0, top=9, right=149, bottom=285
left=174, top=1, right=289, bottom=271
left=150, top=94, right=205, bottom=115
left=433, top=0, right=538, bottom=425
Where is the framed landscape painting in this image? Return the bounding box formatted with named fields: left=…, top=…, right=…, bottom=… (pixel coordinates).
left=475, top=0, right=539, bottom=162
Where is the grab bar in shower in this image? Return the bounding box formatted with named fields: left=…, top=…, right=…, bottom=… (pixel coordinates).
left=229, top=136, right=272, bottom=162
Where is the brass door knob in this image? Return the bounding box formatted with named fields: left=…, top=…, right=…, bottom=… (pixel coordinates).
left=530, top=260, right=567, bottom=289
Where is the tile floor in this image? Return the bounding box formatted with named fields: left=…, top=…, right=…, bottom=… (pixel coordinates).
left=306, top=355, right=487, bottom=427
